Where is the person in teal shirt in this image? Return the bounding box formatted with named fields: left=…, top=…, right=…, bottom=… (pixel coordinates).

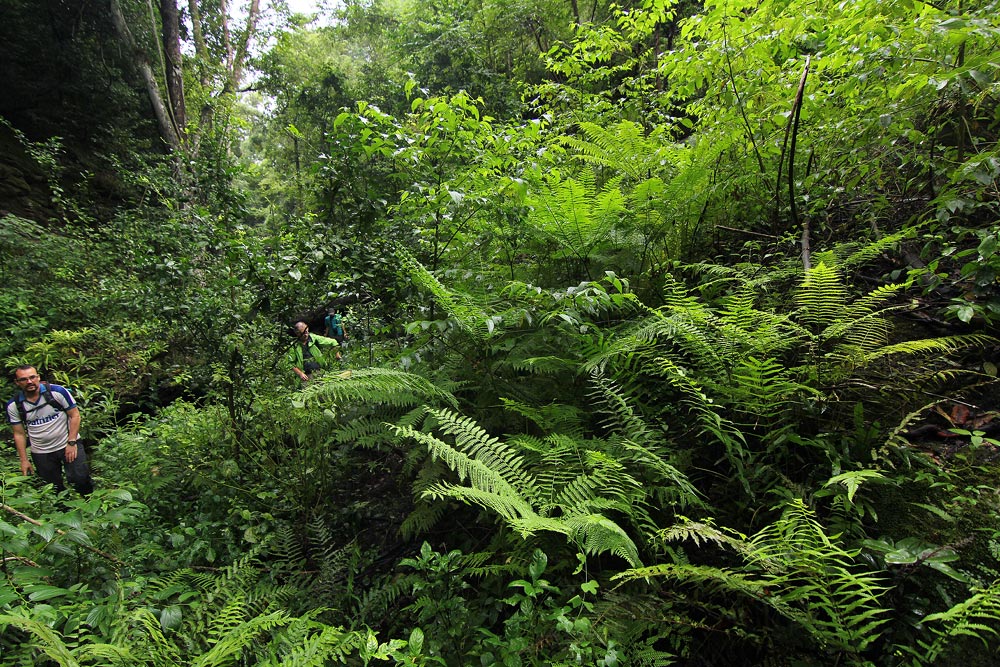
left=288, top=321, right=340, bottom=382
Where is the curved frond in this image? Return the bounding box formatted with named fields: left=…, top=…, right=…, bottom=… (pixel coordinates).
left=300, top=368, right=458, bottom=409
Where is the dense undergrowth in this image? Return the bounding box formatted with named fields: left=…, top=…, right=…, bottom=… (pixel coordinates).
left=3, top=0, right=1000, bottom=665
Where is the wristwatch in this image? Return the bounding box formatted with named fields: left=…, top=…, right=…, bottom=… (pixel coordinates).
left=67, top=440, right=78, bottom=445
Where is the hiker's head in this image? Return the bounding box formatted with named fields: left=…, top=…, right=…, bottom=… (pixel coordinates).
left=13, top=366, right=39, bottom=390
left=293, top=321, right=309, bottom=340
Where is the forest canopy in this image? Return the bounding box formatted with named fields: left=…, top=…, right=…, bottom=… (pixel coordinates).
left=1, top=0, right=999, bottom=665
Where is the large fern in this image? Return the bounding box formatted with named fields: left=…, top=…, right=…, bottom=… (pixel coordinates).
left=297, top=367, right=459, bottom=411
left=527, top=169, right=625, bottom=276
left=562, top=121, right=675, bottom=183
left=616, top=500, right=891, bottom=659
left=393, top=407, right=650, bottom=566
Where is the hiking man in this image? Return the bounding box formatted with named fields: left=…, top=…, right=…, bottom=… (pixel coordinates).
left=5, top=365, right=93, bottom=495
left=288, top=321, right=341, bottom=382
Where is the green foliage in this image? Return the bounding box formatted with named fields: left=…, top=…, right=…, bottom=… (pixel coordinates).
left=393, top=399, right=704, bottom=567
left=5, top=0, right=1000, bottom=663
left=907, top=578, right=1000, bottom=666
left=619, top=500, right=891, bottom=662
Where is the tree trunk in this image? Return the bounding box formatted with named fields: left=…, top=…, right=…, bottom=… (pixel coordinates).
left=109, top=0, right=182, bottom=153
left=160, top=0, right=186, bottom=138
left=568, top=0, right=580, bottom=25
left=230, top=0, right=261, bottom=91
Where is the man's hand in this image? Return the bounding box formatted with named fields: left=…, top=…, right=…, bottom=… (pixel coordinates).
left=19, top=458, right=33, bottom=476
left=65, top=443, right=78, bottom=463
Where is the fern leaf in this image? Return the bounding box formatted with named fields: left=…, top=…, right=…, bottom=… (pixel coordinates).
left=0, top=613, right=81, bottom=667
left=300, top=367, right=458, bottom=409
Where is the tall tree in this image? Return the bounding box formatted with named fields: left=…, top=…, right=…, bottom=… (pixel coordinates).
left=110, top=0, right=183, bottom=152
left=109, top=0, right=266, bottom=157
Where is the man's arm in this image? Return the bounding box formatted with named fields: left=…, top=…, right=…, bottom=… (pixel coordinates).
left=317, top=334, right=342, bottom=360
left=11, top=423, right=32, bottom=476
left=64, top=407, right=81, bottom=463
left=287, top=346, right=310, bottom=381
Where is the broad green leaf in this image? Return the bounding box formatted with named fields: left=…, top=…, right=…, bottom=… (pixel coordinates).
left=26, top=585, right=69, bottom=602
left=160, top=605, right=183, bottom=631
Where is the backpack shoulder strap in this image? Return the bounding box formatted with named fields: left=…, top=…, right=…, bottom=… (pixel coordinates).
left=40, top=382, right=67, bottom=413
left=14, top=392, right=27, bottom=426
left=40, top=382, right=69, bottom=419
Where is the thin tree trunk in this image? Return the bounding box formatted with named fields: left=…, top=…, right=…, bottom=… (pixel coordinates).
left=220, top=0, right=235, bottom=74
left=231, top=0, right=261, bottom=89
left=787, top=56, right=811, bottom=270
left=568, top=0, right=580, bottom=24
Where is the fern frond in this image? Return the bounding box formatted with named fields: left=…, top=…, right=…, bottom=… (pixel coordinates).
left=0, top=613, right=81, bottom=667
left=205, top=595, right=249, bottom=645
left=396, top=410, right=648, bottom=566
left=652, top=357, right=746, bottom=457
left=862, top=333, right=996, bottom=364
left=564, top=121, right=674, bottom=182
left=193, top=610, right=290, bottom=667
left=564, top=513, right=643, bottom=567
left=394, top=414, right=537, bottom=523
left=617, top=440, right=704, bottom=509
left=76, top=643, right=137, bottom=666
left=300, top=367, right=458, bottom=409
left=626, top=501, right=890, bottom=653
left=396, top=246, right=493, bottom=341
left=258, top=620, right=364, bottom=667
left=826, top=228, right=915, bottom=271
left=421, top=482, right=536, bottom=525
left=528, top=170, right=624, bottom=261
left=914, top=578, right=1000, bottom=664
left=658, top=518, right=748, bottom=552
left=614, top=562, right=768, bottom=599
left=132, top=607, right=184, bottom=666
left=717, top=285, right=809, bottom=354
left=400, top=498, right=450, bottom=539
left=330, top=416, right=397, bottom=449
left=501, top=398, right=587, bottom=436
left=718, top=356, right=819, bottom=420
left=589, top=374, right=657, bottom=445
left=795, top=262, right=849, bottom=329
left=429, top=409, right=537, bottom=491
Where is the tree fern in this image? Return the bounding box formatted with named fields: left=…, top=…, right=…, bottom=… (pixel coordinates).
left=562, top=121, right=675, bottom=183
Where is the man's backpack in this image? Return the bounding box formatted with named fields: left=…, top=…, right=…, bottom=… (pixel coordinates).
left=14, top=382, right=68, bottom=428
left=326, top=312, right=344, bottom=337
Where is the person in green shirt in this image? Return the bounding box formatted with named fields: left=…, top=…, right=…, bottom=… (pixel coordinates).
left=288, top=321, right=341, bottom=382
